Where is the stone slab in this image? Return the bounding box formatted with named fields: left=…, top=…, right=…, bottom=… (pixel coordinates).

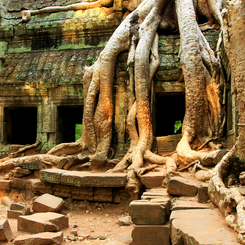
left=140, top=172, right=165, bottom=188
left=14, top=159, right=43, bottom=170
left=0, top=219, right=13, bottom=242
left=198, top=183, right=210, bottom=203
left=11, top=178, right=33, bottom=190
left=131, top=224, right=170, bottom=245
left=172, top=200, right=210, bottom=211
left=129, top=198, right=171, bottom=225
left=167, top=176, right=198, bottom=197
left=14, top=231, right=63, bottom=245
left=40, top=169, right=66, bottom=184
left=30, top=179, right=53, bottom=195
left=141, top=189, right=169, bottom=200
left=41, top=169, right=127, bottom=188
left=170, top=209, right=240, bottom=245
left=7, top=209, right=30, bottom=219
left=18, top=212, right=68, bottom=233
left=32, top=194, right=64, bottom=213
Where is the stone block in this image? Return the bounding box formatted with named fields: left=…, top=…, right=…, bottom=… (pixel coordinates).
left=53, top=184, right=72, bottom=198
left=10, top=202, right=27, bottom=211
left=11, top=178, right=32, bottom=190
left=14, top=159, right=43, bottom=171
left=170, top=209, right=240, bottom=245
left=18, top=212, right=69, bottom=233
left=94, top=188, right=113, bottom=202
left=239, top=172, right=245, bottom=185
left=167, top=176, right=198, bottom=197
left=140, top=172, right=165, bottom=188
left=198, top=183, right=210, bottom=203
left=33, top=194, right=64, bottom=213
left=71, top=186, right=93, bottom=201
left=0, top=180, right=11, bottom=191
left=0, top=219, right=13, bottom=242
left=14, top=231, right=63, bottom=245
left=129, top=198, right=171, bottom=225
left=131, top=224, right=170, bottom=245
left=90, top=152, right=107, bottom=171
left=7, top=208, right=30, bottom=219
left=172, top=200, right=210, bottom=211
left=30, top=179, right=53, bottom=195
left=61, top=171, right=84, bottom=187
left=81, top=173, right=127, bottom=188
left=40, top=169, right=65, bottom=184
left=11, top=168, right=32, bottom=178
left=141, top=189, right=169, bottom=200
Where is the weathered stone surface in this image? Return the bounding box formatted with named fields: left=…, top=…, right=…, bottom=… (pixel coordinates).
left=198, top=183, right=210, bottom=203
left=10, top=203, right=27, bottom=211
left=141, top=188, right=169, bottom=200
left=11, top=168, right=32, bottom=178
left=172, top=200, right=210, bottom=211
left=71, top=186, right=93, bottom=201
left=14, top=231, right=63, bottom=245
left=14, top=159, right=43, bottom=170
left=170, top=209, right=240, bottom=245
left=33, top=194, right=64, bottom=213
left=167, top=177, right=198, bottom=197
left=53, top=184, right=72, bottom=198
left=235, top=186, right=245, bottom=196
left=18, top=212, right=69, bottom=233
left=7, top=209, right=30, bottom=219
left=61, top=171, right=84, bottom=187
left=131, top=224, right=170, bottom=245
left=117, top=216, right=131, bottom=226
left=30, top=179, right=53, bottom=195
left=40, top=169, right=65, bottom=184
left=1, top=197, right=12, bottom=207
left=0, top=180, right=11, bottom=191
left=94, top=188, right=113, bottom=202
left=11, top=178, right=33, bottom=190
left=0, top=219, right=13, bottom=242
left=140, top=172, right=165, bottom=188
left=129, top=198, right=171, bottom=225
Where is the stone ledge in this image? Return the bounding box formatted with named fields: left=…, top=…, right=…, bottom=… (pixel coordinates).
left=40, top=169, right=127, bottom=188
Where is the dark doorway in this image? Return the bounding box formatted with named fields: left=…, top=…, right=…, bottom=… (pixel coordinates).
left=57, top=106, right=83, bottom=144
left=155, top=93, right=185, bottom=136
left=4, top=107, right=37, bottom=145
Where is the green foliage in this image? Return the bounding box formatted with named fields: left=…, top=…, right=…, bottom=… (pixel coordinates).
left=174, top=120, right=182, bottom=134
left=75, top=124, right=82, bottom=141
left=87, top=57, right=95, bottom=66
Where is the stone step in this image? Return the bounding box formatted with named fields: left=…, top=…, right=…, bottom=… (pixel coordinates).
left=170, top=208, right=241, bottom=244
left=40, top=169, right=127, bottom=188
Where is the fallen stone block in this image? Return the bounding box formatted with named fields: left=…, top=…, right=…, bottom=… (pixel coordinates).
left=198, top=183, right=210, bottom=203
left=170, top=209, right=240, bottom=245
left=33, top=194, right=64, bottom=213
left=14, top=159, right=43, bottom=171
left=0, top=219, right=13, bottom=242
left=140, top=172, right=165, bottom=188
left=14, top=231, right=63, bottom=245
left=141, top=188, right=168, bottom=200
left=8, top=203, right=30, bottom=218
left=167, top=176, right=198, bottom=197
left=18, top=212, right=69, bottom=233
left=129, top=198, right=171, bottom=225
left=0, top=180, right=11, bottom=191
left=131, top=224, right=170, bottom=245
left=94, top=188, right=113, bottom=202
left=90, top=151, right=107, bottom=171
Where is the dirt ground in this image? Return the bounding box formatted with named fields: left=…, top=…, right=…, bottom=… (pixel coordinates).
left=0, top=195, right=133, bottom=245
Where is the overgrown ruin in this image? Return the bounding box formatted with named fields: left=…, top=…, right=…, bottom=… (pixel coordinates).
left=0, top=0, right=245, bottom=243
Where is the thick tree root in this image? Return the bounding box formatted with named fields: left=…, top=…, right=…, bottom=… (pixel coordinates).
left=47, top=142, right=83, bottom=156
left=209, top=142, right=245, bottom=244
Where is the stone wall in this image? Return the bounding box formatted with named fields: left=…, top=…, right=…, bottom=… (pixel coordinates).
left=0, top=0, right=227, bottom=156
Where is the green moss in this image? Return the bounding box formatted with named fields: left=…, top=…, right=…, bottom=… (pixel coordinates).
left=8, top=47, right=32, bottom=53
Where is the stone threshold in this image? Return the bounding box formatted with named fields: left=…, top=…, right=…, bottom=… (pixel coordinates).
left=40, top=169, right=127, bottom=188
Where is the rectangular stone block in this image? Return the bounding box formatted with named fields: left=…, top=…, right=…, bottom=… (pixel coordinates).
left=61, top=171, right=84, bottom=187
left=141, top=172, right=165, bottom=188
left=0, top=180, right=11, bottom=191
left=53, top=184, right=72, bottom=198
left=40, top=169, right=65, bottom=184
left=7, top=210, right=30, bottom=219
left=131, top=224, right=170, bottom=245
left=71, top=186, right=93, bottom=201
left=0, top=219, right=13, bottom=242
left=129, top=199, right=171, bottom=225
left=94, top=188, right=113, bottom=202
left=198, top=183, right=210, bottom=203
left=81, top=173, right=127, bottom=187
left=11, top=178, right=32, bottom=190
